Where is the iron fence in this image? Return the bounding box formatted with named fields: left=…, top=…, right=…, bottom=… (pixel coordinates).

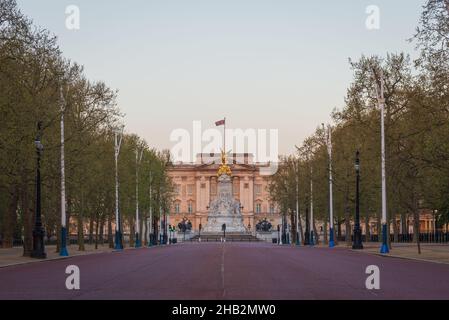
left=336, top=232, right=449, bottom=243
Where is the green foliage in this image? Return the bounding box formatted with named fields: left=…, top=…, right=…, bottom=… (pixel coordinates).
left=269, top=1, right=449, bottom=236
left=0, top=0, right=174, bottom=250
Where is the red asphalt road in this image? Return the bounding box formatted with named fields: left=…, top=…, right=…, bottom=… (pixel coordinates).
left=0, top=242, right=448, bottom=300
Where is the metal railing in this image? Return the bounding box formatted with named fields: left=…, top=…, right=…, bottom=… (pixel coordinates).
left=335, top=232, right=449, bottom=243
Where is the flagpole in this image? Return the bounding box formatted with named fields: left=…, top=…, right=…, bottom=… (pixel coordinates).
left=223, top=117, right=226, bottom=153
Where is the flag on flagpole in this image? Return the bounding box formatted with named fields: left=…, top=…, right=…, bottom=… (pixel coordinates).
left=215, top=119, right=225, bottom=126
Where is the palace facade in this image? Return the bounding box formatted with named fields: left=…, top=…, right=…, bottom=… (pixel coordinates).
left=167, top=153, right=280, bottom=233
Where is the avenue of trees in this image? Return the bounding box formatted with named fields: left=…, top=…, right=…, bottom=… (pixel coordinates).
left=0, top=0, right=174, bottom=253
left=269, top=0, right=449, bottom=247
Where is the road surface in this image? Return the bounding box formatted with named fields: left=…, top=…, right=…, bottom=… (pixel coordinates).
left=0, top=242, right=448, bottom=299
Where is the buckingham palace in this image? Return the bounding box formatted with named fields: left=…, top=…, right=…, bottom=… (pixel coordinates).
left=167, top=153, right=280, bottom=234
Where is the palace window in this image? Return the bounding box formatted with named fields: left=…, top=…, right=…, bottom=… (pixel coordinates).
left=182, top=185, right=186, bottom=196
left=174, top=202, right=180, bottom=214
left=174, top=184, right=180, bottom=195
left=210, top=177, right=217, bottom=195
left=255, top=184, right=262, bottom=195
left=269, top=203, right=275, bottom=214
left=233, top=177, right=240, bottom=195
left=188, top=201, right=194, bottom=214
left=187, top=184, right=194, bottom=195
left=255, top=203, right=262, bottom=214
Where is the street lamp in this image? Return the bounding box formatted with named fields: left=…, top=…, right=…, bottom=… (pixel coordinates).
left=114, top=125, right=124, bottom=250
left=309, top=164, right=315, bottom=246
left=159, top=207, right=164, bottom=245
left=198, top=223, right=202, bottom=242
left=353, top=150, right=363, bottom=249
left=31, top=122, right=47, bottom=259
left=59, top=87, right=68, bottom=256
left=163, top=211, right=168, bottom=245
left=375, top=71, right=390, bottom=254
left=293, top=158, right=300, bottom=246
left=135, top=147, right=144, bottom=248
left=148, top=169, right=153, bottom=246
left=327, top=124, right=335, bottom=248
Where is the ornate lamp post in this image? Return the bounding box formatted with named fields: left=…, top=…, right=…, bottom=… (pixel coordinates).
left=376, top=71, right=389, bottom=254
left=327, top=124, right=335, bottom=248
left=293, top=158, right=300, bottom=246
left=114, top=126, right=124, bottom=250
left=163, top=212, right=168, bottom=245
left=135, top=147, right=144, bottom=248
left=159, top=205, right=163, bottom=245
left=353, top=150, right=363, bottom=249
left=148, top=168, right=153, bottom=246
left=31, top=122, right=47, bottom=259
left=59, top=88, right=68, bottom=256
left=309, top=165, right=315, bottom=246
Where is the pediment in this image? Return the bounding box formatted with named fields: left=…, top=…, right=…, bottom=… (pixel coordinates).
left=194, top=162, right=257, bottom=172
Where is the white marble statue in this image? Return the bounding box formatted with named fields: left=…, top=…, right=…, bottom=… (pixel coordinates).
left=202, top=173, right=246, bottom=233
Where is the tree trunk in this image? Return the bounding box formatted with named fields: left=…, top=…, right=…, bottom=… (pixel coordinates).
left=323, top=220, right=328, bottom=245
left=66, top=197, right=72, bottom=247
left=88, top=214, right=94, bottom=245
left=377, top=212, right=381, bottom=242
left=142, top=213, right=148, bottom=246
left=313, top=221, right=319, bottom=245
left=400, top=212, right=407, bottom=235
left=413, top=209, right=421, bottom=254
left=290, top=211, right=297, bottom=245
left=77, top=190, right=85, bottom=251
left=129, top=216, right=135, bottom=247
left=298, top=215, right=304, bottom=244
left=95, top=213, right=99, bottom=250
left=344, top=181, right=352, bottom=246
left=77, top=212, right=85, bottom=251
left=337, top=220, right=342, bottom=239
left=108, top=214, right=113, bottom=248
left=365, top=213, right=370, bottom=242
left=393, top=215, right=398, bottom=242
left=21, top=185, right=33, bottom=257
left=2, top=186, right=19, bottom=248
left=99, top=215, right=105, bottom=244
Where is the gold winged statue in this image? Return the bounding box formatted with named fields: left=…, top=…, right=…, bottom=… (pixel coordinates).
left=217, top=149, right=232, bottom=177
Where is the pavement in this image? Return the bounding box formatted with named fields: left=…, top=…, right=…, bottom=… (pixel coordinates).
left=0, top=242, right=448, bottom=300
left=361, top=243, right=449, bottom=264
left=0, top=244, right=115, bottom=268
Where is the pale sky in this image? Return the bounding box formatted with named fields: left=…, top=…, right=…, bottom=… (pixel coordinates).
left=17, top=0, right=425, bottom=156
